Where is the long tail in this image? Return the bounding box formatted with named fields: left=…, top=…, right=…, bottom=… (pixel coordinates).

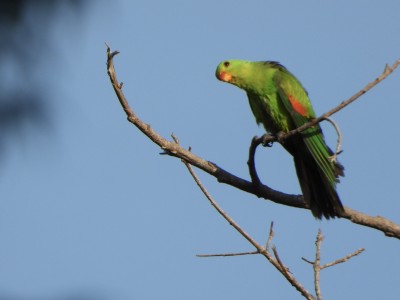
left=287, top=138, right=344, bottom=219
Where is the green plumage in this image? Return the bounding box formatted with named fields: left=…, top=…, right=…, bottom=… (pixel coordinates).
left=216, top=60, right=344, bottom=219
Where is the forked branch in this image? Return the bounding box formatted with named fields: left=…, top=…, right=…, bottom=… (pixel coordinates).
left=302, top=230, right=365, bottom=300
left=181, top=157, right=315, bottom=299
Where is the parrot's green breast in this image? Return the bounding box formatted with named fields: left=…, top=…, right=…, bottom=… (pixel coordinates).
left=247, top=91, right=293, bottom=133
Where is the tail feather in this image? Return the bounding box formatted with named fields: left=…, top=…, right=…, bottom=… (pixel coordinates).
left=286, top=138, right=344, bottom=219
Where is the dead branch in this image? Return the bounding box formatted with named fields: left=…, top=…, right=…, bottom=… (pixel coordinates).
left=180, top=158, right=315, bottom=299
left=106, top=45, right=400, bottom=239
left=302, top=230, right=365, bottom=300
left=314, top=230, right=323, bottom=300
left=196, top=251, right=258, bottom=257
left=320, top=247, right=365, bottom=269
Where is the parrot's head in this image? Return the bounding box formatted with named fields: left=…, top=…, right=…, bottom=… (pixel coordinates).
left=215, top=60, right=253, bottom=90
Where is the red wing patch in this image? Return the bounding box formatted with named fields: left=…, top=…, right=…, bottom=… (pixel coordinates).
left=288, top=95, right=308, bottom=116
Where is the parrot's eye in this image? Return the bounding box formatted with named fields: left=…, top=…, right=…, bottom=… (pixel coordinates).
left=223, top=61, right=230, bottom=67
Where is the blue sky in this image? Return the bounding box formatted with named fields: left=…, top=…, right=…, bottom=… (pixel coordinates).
left=1, top=1, right=399, bottom=299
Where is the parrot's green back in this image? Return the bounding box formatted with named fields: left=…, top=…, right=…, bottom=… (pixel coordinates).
left=216, top=60, right=344, bottom=219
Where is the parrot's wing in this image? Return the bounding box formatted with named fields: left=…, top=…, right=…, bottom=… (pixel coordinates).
left=273, top=73, right=339, bottom=184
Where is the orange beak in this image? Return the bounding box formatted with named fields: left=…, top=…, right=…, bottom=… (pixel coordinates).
left=217, top=71, right=232, bottom=82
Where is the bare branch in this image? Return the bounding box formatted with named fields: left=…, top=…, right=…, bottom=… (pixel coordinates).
left=247, top=136, right=263, bottom=186
left=314, top=230, right=323, bottom=300
left=301, top=257, right=314, bottom=265
left=180, top=158, right=315, bottom=299
left=323, top=117, right=343, bottom=163
left=197, top=251, right=258, bottom=257
left=302, top=229, right=365, bottom=300
left=272, top=246, right=292, bottom=276
left=106, top=45, right=400, bottom=239
left=321, top=248, right=365, bottom=270
left=266, top=221, right=275, bottom=250
left=281, top=59, right=400, bottom=141
left=183, top=162, right=260, bottom=249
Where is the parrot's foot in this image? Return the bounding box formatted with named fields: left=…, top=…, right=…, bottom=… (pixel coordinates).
left=261, top=134, right=275, bottom=147
left=328, top=154, right=337, bottom=164
left=328, top=149, right=343, bottom=164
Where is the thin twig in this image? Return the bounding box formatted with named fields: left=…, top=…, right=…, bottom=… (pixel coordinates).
left=272, top=246, right=292, bottom=276
left=314, top=230, right=323, bottom=300
left=266, top=221, right=275, bottom=250
left=106, top=45, right=400, bottom=239
left=197, top=251, right=259, bottom=257
left=301, top=257, right=314, bottom=265
left=184, top=162, right=262, bottom=250
left=323, top=117, right=343, bottom=163
left=321, top=248, right=365, bottom=269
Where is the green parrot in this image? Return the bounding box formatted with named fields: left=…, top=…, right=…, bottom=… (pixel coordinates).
left=215, top=60, right=344, bottom=219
